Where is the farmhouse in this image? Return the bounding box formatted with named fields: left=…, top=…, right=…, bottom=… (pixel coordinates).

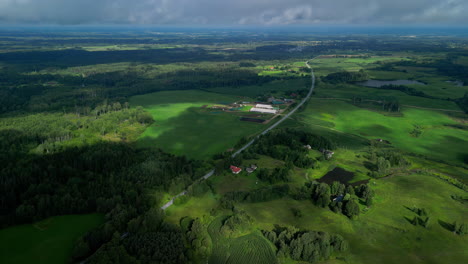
left=230, top=165, right=242, bottom=174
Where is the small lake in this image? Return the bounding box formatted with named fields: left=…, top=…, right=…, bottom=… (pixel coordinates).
left=357, top=79, right=426, bottom=87
left=446, top=80, right=464, bottom=87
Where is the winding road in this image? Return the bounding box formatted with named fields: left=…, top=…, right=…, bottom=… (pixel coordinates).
left=161, top=57, right=318, bottom=210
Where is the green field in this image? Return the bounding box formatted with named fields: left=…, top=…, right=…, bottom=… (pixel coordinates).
left=0, top=214, right=103, bottom=264
left=130, top=90, right=268, bottom=159
left=294, top=98, right=467, bottom=163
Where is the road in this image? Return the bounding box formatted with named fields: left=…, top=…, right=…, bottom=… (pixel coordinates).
left=161, top=57, right=318, bottom=210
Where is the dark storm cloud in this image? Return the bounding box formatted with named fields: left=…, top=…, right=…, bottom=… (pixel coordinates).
left=0, top=0, right=466, bottom=25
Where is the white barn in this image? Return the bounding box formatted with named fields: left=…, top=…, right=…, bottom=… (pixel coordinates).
left=255, top=104, right=274, bottom=109
left=250, top=107, right=277, bottom=114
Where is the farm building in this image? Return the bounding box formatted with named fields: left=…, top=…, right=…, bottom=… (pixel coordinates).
left=230, top=165, right=242, bottom=174
left=250, top=107, right=277, bottom=114
left=255, top=104, right=274, bottom=109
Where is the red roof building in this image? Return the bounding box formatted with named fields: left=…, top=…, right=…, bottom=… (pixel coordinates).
left=230, top=165, right=242, bottom=174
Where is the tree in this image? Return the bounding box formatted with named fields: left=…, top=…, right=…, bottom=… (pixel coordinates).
left=343, top=200, right=360, bottom=219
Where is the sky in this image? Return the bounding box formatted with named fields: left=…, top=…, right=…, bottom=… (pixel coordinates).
left=0, top=0, right=467, bottom=26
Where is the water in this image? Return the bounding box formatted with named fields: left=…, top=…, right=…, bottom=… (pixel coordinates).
left=446, top=80, right=464, bottom=87
left=357, top=79, right=426, bottom=87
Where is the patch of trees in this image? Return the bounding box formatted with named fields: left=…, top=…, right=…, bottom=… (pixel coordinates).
left=455, top=92, right=468, bottom=113
left=379, top=84, right=434, bottom=99
left=220, top=209, right=253, bottom=237
left=256, top=167, right=291, bottom=184
left=263, top=226, right=347, bottom=263
left=296, top=181, right=375, bottom=219
left=406, top=207, right=430, bottom=228
left=351, top=97, right=401, bottom=112
left=366, top=149, right=410, bottom=177
left=249, top=128, right=336, bottom=168
left=322, top=70, right=369, bottom=84
left=452, top=221, right=467, bottom=235
left=180, top=217, right=212, bottom=260
left=239, top=62, right=256, bottom=67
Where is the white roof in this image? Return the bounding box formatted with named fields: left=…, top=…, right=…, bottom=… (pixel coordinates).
left=250, top=107, right=277, bottom=114
left=255, top=104, right=274, bottom=109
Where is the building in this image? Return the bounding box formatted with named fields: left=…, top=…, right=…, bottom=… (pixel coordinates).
left=246, top=164, right=258, bottom=174
left=230, top=165, right=242, bottom=174
left=255, top=104, right=274, bottom=109
left=250, top=107, right=277, bottom=114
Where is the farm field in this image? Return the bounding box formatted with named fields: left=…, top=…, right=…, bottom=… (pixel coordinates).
left=130, top=90, right=266, bottom=159
left=0, top=214, right=103, bottom=264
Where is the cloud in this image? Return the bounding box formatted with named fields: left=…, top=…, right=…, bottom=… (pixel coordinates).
left=0, top=0, right=466, bottom=25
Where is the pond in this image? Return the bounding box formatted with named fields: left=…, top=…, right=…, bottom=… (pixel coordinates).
left=357, top=79, right=426, bottom=87
left=445, top=80, right=464, bottom=87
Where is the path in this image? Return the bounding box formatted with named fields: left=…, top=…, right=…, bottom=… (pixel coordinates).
left=161, top=57, right=318, bottom=210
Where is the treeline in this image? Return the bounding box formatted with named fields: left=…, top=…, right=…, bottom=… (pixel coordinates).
left=322, top=70, right=369, bottom=84
left=455, top=92, right=468, bottom=113
left=263, top=226, right=347, bottom=263
left=219, top=185, right=290, bottom=210
left=379, top=84, right=434, bottom=99
left=351, top=97, right=401, bottom=112
left=248, top=128, right=336, bottom=168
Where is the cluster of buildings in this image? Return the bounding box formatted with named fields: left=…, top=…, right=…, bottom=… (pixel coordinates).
left=230, top=164, right=258, bottom=174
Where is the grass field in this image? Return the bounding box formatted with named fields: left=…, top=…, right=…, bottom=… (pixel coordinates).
left=130, top=90, right=266, bottom=159
left=0, top=214, right=103, bottom=264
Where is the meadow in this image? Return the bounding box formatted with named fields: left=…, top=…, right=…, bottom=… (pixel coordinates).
left=0, top=214, right=103, bottom=264
left=130, top=90, right=266, bottom=159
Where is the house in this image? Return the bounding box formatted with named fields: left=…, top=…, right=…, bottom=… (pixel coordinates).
left=246, top=164, right=258, bottom=174
left=324, top=150, right=334, bottom=160
left=320, top=148, right=335, bottom=159
left=333, top=194, right=344, bottom=202
left=267, top=96, right=275, bottom=103
left=230, top=165, right=242, bottom=174
left=304, top=145, right=312, bottom=150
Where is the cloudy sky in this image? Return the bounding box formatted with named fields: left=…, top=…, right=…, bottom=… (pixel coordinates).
left=0, top=0, right=466, bottom=25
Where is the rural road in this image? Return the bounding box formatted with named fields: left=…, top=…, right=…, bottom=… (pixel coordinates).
left=161, top=57, right=318, bottom=210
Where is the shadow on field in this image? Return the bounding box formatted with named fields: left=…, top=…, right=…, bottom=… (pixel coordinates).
left=438, top=219, right=454, bottom=232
